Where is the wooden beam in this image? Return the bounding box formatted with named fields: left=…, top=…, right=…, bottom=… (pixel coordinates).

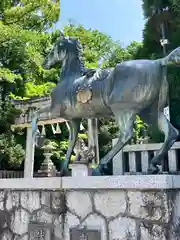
left=11, top=118, right=66, bottom=129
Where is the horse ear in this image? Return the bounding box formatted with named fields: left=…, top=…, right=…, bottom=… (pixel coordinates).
left=59, top=31, right=65, bottom=39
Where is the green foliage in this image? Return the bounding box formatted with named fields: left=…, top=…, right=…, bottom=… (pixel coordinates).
left=141, top=0, right=180, bottom=141
left=142, top=0, right=170, bottom=18
left=24, top=81, right=56, bottom=97
left=78, top=133, right=88, bottom=140
left=0, top=0, right=60, bottom=169
left=0, top=0, right=60, bottom=30
left=103, top=41, right=143, bottom=68
left=131, top=116, right=149, bottom=144
left=63, top=24, right=114, bottom=68
left=47, top=139, right=68, bottom=160
left=0, top=133, right=25, bottom=169
left=0, top=68, right=22, bottom=83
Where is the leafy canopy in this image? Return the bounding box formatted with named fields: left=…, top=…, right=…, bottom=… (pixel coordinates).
left=0, top=0, right=60, bottom=168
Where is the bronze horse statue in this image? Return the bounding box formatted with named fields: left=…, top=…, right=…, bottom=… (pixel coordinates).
left=32, top=33, right=180, bottom=175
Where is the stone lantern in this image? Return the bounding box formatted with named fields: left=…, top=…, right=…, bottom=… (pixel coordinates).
left=38, top=141, right=57, bottom=177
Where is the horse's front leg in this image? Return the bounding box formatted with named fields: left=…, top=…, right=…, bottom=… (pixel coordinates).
left=60, top=119, right=81, bottom=176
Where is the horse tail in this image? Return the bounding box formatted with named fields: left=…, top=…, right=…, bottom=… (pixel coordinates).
left=161, top=46, right=180, bottom=66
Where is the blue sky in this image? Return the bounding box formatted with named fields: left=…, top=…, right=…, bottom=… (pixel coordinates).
left=55, top=0, right=145, bottom=47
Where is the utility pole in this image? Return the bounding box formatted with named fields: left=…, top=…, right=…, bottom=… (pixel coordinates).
left=159, top=11, right=170, bottom=121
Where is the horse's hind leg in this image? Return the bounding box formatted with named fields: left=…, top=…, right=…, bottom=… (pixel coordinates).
left=149, top=111, right=179, bottom=173
left=99, top=109, right=135, bottom=169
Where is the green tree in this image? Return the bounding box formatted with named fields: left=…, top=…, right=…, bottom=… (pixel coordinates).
left=0, top=0, right=60, bottom=169
left=63, top=24, right=114, bottom=68
left=141, top=0, right=180, bottom=140
left=103, top=41, right=143, bottom=68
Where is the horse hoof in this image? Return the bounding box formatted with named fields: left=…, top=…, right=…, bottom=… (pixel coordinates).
left=91, top=165, right=105, bottom=176
left=148, top=165, right=160, bottom=174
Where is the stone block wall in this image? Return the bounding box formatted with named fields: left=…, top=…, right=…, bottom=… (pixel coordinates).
left=0, top=190, right=65, bottom=240
left=65, top=189, right=180, bottom=240
left=0, top=176, right=180, bottom=239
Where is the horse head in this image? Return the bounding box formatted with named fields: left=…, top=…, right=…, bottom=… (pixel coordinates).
left=43, top=33, right=80, bottom=70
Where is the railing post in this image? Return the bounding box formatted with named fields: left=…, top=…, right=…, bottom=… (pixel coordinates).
left=168, top=149, right=177, bottom=173
left=112, top=138, right=124, bottom=175
left=129, top=152, right=136, bottom=173
left=141, top=151, right=149, bottom=173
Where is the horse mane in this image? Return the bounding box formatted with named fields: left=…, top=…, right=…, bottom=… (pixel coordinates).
left=75, top=39, right=99, bottom=77
left=64, top=36, right=96, bottom=77
left=74, top=39, right=86, bottom=74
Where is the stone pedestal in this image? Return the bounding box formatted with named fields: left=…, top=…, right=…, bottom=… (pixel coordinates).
left=69, top=161, right=90, bottom=177
left=38, top=143, right=57, bottom=177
